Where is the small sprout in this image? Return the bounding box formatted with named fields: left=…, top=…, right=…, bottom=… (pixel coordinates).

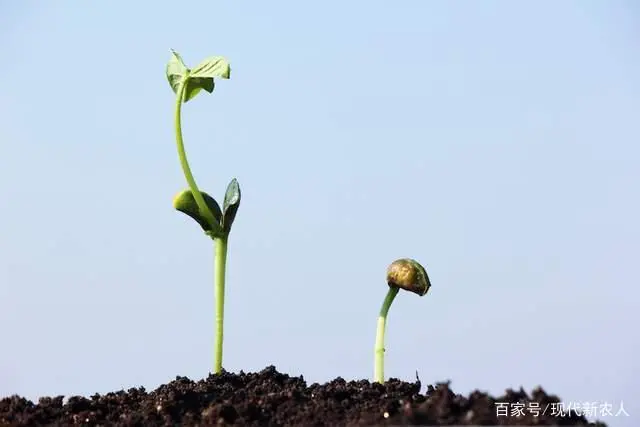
left=374, top=258, right=432, bottom=384
left=166, top=49, right=237, bottom=374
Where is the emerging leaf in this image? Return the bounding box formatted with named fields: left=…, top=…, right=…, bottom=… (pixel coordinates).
left=166, top=49, right=189, bottom=95
left=183, top=77, right=215, bottom=103
left=166, top=50, right=230, bottom=103
left=222, top=178, right=241, bottom=232
left=191, top=56, right=231, bottom=80
left=173, top=189, right=223, bottom=234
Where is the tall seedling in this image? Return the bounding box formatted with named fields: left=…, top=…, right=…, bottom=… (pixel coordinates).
left=166, top=50, right=239, bottom=374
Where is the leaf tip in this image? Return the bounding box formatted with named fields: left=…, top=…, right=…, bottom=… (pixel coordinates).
left=172, top=189, right=189, bottom=209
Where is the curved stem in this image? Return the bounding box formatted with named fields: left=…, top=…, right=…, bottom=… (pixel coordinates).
left=174, top=76, right=216, bottom=229
left=374, top=286, right=399, bottom=383
left=213, top=236, right=228, bottom=373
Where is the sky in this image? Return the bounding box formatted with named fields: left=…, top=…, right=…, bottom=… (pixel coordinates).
left=0, top=1, right=638, bottom=426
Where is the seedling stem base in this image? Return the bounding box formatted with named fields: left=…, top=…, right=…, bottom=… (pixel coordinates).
left=374, top=286, right=399, bottom=383
left=214, top=236, right=228, bottom=374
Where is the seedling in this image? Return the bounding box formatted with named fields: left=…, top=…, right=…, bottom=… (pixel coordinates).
left=374, top=258, right=431, bottom=383
left=165, top=49, right=238, bottom=374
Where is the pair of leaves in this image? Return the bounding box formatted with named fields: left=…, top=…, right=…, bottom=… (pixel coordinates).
left=173, top=179, right=241, bottom=238
left=166, top=49, right=231, bottom=103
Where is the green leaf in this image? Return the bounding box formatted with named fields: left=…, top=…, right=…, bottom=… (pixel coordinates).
left=173, top=189, right=223, bottom=234
left=183, top=57, right=229, bottom=102
left=222, top=178, right=241, bottom=232
left=191, top=56, right=231, bottom=79
left=166, top=49, right=189, bottom=95
left=182, top=77, right=215, bottom=103
left=166, top=50, right=229, bottom=103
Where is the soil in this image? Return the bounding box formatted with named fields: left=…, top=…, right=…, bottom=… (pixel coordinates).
left=0, top=366, right=607, bottom=426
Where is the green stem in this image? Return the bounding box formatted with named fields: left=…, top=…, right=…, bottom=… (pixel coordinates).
left=374, top=286, right=399, bottom=383
left=174, top=75, right=216, bottom=228
left=213, top=236, right=228, bottom=374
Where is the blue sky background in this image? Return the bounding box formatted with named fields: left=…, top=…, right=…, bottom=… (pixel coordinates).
left=1, top=1, right=638, bottom=426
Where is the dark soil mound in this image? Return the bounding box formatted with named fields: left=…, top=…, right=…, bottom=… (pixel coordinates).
left=0, top=366, right=606, bottom=426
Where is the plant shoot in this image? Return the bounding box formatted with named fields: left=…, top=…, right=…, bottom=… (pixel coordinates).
left=166, top=49, right=239, bottom=374
left=374, top=258, right=431, bottom=383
